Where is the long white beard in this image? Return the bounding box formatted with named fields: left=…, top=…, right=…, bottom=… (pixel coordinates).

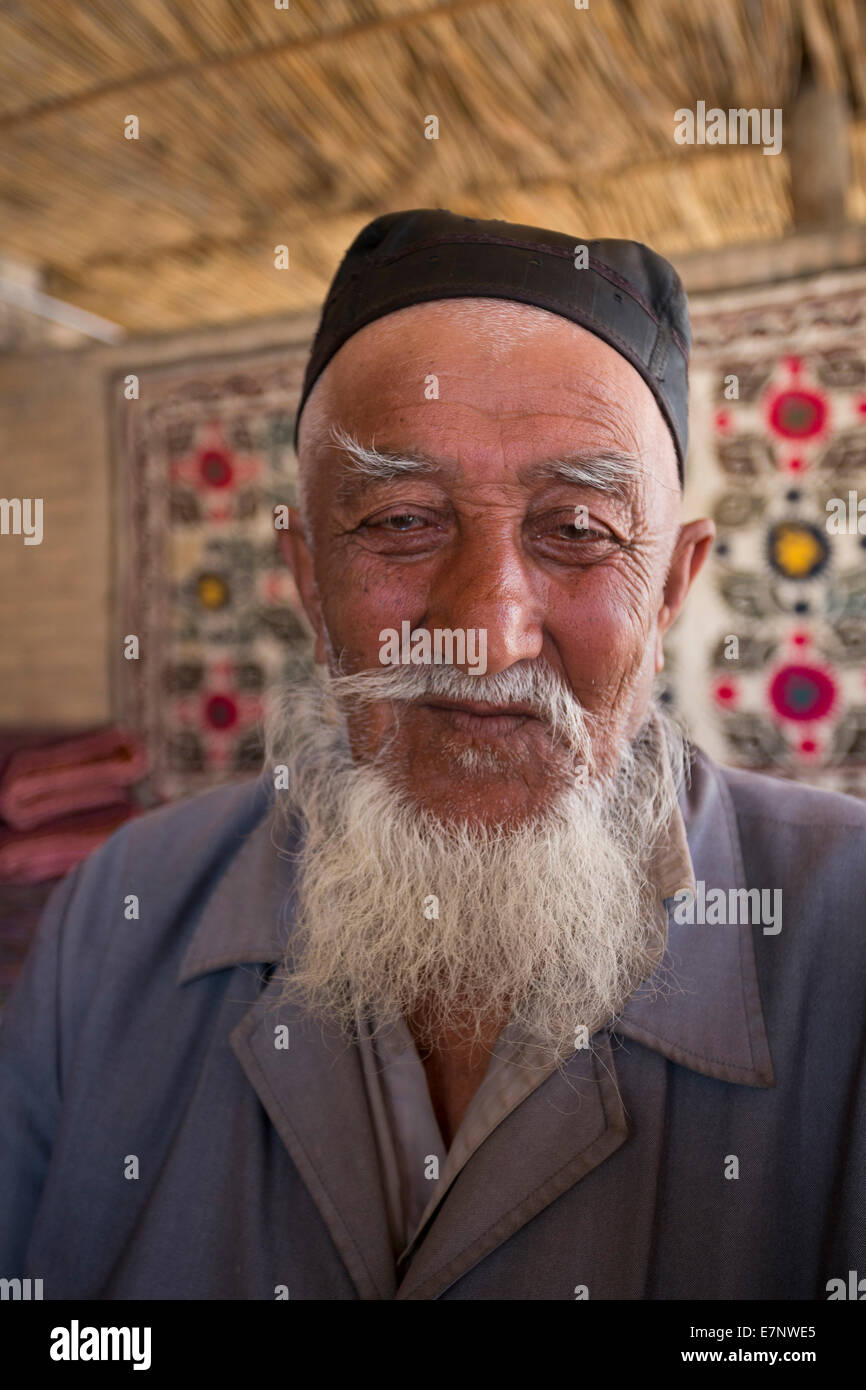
left=264, top=661, right=688, bottom=1065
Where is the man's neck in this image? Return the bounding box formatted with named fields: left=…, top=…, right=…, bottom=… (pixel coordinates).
left=406, top=1003, right=508, bottom=1149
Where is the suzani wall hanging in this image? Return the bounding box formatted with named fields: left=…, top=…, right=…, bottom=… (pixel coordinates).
left=667, top=267, right=866, bottom=798
left=115, top=347, right=314, bottom=802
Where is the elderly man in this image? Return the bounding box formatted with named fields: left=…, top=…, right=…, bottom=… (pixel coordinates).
left=1, top=209, right=864, bottom=1302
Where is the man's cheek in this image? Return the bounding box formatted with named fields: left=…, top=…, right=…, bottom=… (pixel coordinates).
left=589, top=575, right=657, bottom=660
left=324, top=577, right=433, bottom=666
left=553, top=585, right=636, bottom=671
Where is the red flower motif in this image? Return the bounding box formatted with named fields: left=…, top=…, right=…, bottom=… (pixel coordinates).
left=204, top=694, right=238, bottom=730
left=769, top=664, right=836, bottom=722
left=768, top=389, right=827, bottom=441
left=198, top=450, right=234, bottom=489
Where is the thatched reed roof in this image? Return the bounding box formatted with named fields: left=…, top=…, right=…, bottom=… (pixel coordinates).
left=1, top=0, right=865, bottom=335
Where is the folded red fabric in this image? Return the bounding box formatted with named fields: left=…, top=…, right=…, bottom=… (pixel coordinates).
left=0, top=801, right=140, bottom=884
left=0, top=728, right=148, bottom=831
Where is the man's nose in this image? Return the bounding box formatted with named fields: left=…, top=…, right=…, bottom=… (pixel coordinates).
left=423, top=531, right=544, bottom=676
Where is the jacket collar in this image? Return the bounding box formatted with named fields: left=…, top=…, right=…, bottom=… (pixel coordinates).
left=178, top=750, right=774, bottom=1089
left=616, top=747, right=775, bottom=1088
left=177, top=775, right=292, bottom=985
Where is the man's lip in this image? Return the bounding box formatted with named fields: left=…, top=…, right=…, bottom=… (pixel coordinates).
left=420, top=698, right=539, bottom=719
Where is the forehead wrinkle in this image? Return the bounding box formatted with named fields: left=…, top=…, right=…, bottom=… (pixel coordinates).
left=538, top=374, right=657, bottom=459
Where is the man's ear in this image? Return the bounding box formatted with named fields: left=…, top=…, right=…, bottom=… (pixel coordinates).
left=277, top=507, right=328, bottom=664
left=654, top=518, right=715, bottom=673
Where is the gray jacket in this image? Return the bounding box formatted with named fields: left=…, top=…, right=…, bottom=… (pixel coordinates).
left=0, top=749, right=864, bottom=1299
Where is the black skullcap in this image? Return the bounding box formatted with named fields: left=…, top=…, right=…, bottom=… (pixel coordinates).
left=294, top=207, right=690, bottom=481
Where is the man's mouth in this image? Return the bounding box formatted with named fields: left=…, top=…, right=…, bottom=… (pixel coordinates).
left=419, top=697, right=540, bottom=737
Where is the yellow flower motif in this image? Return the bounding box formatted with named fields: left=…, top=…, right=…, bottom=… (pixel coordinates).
left=771, top=523, right=824, bottom=578
left=197, top=573, right=229, bottom=609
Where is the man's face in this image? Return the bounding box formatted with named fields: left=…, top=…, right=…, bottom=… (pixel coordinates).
left=286, top=299, right=711, bottom=826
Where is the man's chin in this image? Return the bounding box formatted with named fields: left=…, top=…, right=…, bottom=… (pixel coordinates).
left=375, top=710, right=588, bottom=828
left=383, top=756, right=577, bottom=832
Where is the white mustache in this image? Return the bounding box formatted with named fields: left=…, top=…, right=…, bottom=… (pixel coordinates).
left=324, top=658, right=600, bottom=759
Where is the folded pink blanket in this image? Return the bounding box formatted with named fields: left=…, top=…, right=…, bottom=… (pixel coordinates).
left=0, top=728, right=148, bottom=831
left=0, top=802, right=140, bottom=884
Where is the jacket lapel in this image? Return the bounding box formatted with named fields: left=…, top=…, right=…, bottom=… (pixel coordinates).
left=616, top=749, right=775, bottom=1087
left=394, top=1030, right=628, bottom=1300
left=230, top=982, right=397, bottom=1300
left=178, top=785, right=397, bottom=1300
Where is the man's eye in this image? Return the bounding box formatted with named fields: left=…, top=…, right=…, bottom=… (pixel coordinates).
left=528, top=506, right=617, bottom=543
left=528, top=511, right=620, bottom=563
left=376, top=513, right=425, bottom=531
left=553, top=520, right=612, bottom=542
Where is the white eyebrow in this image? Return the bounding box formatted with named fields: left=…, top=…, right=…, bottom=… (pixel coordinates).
left=328, top=425, right=638, bottom=500
left=328, top=425, right=438, bottom=485
left=526, top=452, right=638, bottom=500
